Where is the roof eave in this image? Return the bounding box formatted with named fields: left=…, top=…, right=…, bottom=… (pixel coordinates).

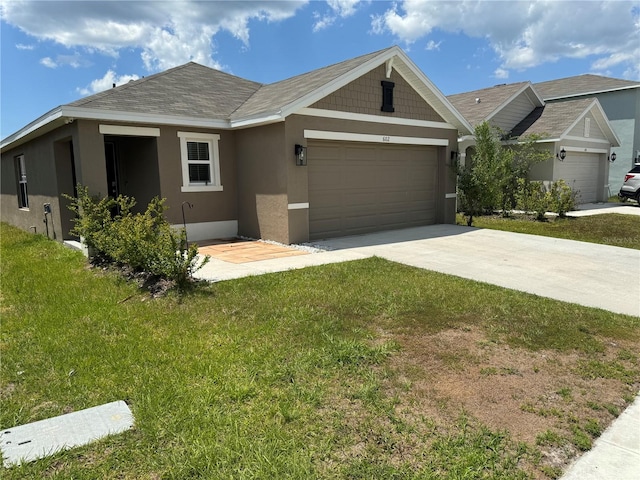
left=543, top=83, right=640, bottom=101
left=1, top=106, right=65, bottom=151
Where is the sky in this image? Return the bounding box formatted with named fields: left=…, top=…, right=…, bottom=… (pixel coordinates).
left=1, top=0, right=639, bottom=139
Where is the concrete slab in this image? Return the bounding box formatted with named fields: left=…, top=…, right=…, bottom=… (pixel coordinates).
left=313, top=225, right=640, bottom=317
left=568, top=202, right=640, bottom=217
left=0, top=400, right=134, bottom=467
left=561, top=393, right=640, bottom=480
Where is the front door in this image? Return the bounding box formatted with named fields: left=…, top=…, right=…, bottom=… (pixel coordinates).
left=105, top=141, right=119, bottom=199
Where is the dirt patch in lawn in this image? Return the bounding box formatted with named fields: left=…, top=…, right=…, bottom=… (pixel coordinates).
left=382, top=326, right=639, bottom=478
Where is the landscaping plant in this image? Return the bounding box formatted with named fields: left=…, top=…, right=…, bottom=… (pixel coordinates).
left=66, top=185, right=208, bottom=289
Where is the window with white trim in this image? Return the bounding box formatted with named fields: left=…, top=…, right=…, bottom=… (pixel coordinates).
left=178, top=132, right=223, bottom=192
left=15, top=154, right=29, bottom=209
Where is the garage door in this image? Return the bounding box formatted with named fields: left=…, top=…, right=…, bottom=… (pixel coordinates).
left=308, top=141, right=438, bottom=240
left=555, top=153, right=600, bottom=203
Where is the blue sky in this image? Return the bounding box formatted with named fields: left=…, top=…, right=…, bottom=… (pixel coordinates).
left=2, top=0, right=639, bottom=139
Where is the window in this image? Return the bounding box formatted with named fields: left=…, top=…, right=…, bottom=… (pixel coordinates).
left=15, top=154, right=28, bottom=209
left=381, top=81, right=395, bottom=112
left=178, top=132, right=222, bottom=192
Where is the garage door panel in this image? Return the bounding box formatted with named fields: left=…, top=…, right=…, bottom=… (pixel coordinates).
left=309, top=140, right=438, bottom=240
left=555, top=154, right=600, bottom=203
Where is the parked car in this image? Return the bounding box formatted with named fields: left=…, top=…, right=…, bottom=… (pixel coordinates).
left=618, top=164, right=640, bottom=203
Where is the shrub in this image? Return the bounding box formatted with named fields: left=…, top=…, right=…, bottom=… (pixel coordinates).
left=66, top=186, right=208, bottom=289
left=515, top=179, right=548, bottom=221
left=547, top=179, right=578, bottom=217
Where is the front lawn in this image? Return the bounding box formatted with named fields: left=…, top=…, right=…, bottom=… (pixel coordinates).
left=1, top=223, right=639, bottom=479
left=457, top=212, right=640, bottom=250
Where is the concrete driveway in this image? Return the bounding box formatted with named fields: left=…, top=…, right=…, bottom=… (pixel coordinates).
left=312, top=225, right=640, bottom=317
left=196, top=224, right=640, bottom=317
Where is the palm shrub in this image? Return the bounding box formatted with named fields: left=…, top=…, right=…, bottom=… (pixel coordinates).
left=66, top=186, right=208, bottom=288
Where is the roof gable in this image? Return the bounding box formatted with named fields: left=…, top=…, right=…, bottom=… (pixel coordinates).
left=2, top=46, right=471, bottom=150
left=447, top=82, right=544, bottom=131
left=510, top=98, right=620, bottom=146
left=534, top=74, right=640, bottom=100
left=232, top=46, right=472, bottom=133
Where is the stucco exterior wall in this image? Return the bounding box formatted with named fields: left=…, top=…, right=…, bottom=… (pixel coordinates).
left=236, top=122, right=289, bottom=243
left=1, top=123, right=78, bottom=239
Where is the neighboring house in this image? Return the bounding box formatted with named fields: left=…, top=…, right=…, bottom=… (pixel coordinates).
left=534, top=74, right=640, bottom=192
left=448, top=82, right=620, bottom=203
left=1, top=46, right=472, bottom=245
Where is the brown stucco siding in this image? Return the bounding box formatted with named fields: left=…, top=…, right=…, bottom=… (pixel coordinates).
left=309, top=65, right=444, bottom=122
left=1, top=123, right=78, bottom=239
left=153, top=125, right=238, bottom=226
left=236, top=122, right=290, bottom=243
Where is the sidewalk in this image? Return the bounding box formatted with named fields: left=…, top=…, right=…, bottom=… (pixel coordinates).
left=561, top=393, right=640, bottom=479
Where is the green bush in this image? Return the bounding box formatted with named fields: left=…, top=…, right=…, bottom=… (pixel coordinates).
left=547, top=179, right=578, bottom=217
left=66, top=186, right=208, bottom=289
left=515, top=179, right=548, bottom=221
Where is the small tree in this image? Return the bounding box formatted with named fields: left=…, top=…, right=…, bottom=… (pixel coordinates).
left=457, top=123, right=551, bottom=226
left=457, top=122, right=510, bottom=226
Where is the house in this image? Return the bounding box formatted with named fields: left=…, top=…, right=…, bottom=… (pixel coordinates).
left=1, top=46, right=472, bottom=245
left=534, top=74, right=640, bottom=192
left=448, top=82, right=620, bottom=203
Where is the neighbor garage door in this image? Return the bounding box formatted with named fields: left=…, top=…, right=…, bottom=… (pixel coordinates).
left=555, top=153, right=600, bottom=203
left=308, top=140, right=438, bottom=240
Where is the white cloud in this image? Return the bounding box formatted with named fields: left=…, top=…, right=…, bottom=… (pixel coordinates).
left=313, top=0, right=364, bottom=31
left=78, top=70, right=140, bottom=96
left=372, top=0, right=640, bottom=79
left=425, top=40, right=441, bottom=51
left=40, top=57, right=57, bottom=68
left=494, top=68, right=509, bottom=79
left=16, top=43, right=34, bottom=50
left=1, top=0, right=307, bottom=72
left=39, top=52, right=90, bottom=69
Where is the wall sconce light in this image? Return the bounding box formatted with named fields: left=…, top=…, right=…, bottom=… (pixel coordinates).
left=450, top=151, right=459, bottom=161
left=295, top=144, right=307, bottom=166
left=608, top=152, right=617, bottom=163
left=556, top=148, right=566, bottom=161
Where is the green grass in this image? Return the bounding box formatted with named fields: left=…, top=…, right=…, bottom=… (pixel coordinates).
left=1, top=223, right=639, bottom=479
left=457, top=213, right=640, bottom=250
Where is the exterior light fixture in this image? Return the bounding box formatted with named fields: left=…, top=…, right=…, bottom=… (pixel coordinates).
left=450, top=150, right=458, bottom=160
left=295, top=144, right=307, bottom=166
left=608, top=152, right=617, bottom=162
left=556, top=148, right=566, bottom=161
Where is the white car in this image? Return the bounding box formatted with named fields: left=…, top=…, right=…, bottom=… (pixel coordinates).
left=618, top=164, right=640, bottom=203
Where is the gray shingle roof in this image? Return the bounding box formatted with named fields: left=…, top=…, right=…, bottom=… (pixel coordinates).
left=510, top=98, right=594, bottom=138
left=232, top=49, right=390, bottom=119
left=534, top=74, right=639, bottom=100
left=68, top=63, right=262, bottom=119
left=67, top=48, right=394, bottom=122
left=447, top=82, right=530, bottom=126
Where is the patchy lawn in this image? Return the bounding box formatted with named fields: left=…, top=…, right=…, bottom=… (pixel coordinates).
left=1, top=223, right=639, bottom=479
left=457, top=212, right=640, bottom=250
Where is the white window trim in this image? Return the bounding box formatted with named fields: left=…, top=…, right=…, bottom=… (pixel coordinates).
left=178, top=132, right=223, bottom=192
left=16, top=154, right=29, bottom=210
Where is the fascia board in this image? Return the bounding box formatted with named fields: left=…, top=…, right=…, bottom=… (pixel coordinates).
left=62, top=106, right=230, bottom=129
left=486, top=83, right=542, bottom=123
left=1, top=106, right=63, bottom=151
left=543, top=84, right=640, bottom=101
left=277, top=47, right=403, bottom=120
left=392, top=51, right=473, bottom=135
left=559, top=99, right=621, bottom=147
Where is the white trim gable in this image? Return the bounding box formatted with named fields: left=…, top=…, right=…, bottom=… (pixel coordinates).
left=485, top=83, right=544, bottom=125
left=560, top=99, right=620, bottom=147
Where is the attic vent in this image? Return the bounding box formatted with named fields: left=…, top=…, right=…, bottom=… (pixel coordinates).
left=584, top=117, right=591, bottom=138
left=381, top=81, right=395, bottom=113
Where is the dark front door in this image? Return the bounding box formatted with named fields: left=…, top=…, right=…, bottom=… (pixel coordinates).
left=105, top=141, right=119, bottom=199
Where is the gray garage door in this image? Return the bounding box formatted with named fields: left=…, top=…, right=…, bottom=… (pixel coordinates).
left=555, top=153, right=600, bottom=203
left=308, top=140, right=438, bottom=240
